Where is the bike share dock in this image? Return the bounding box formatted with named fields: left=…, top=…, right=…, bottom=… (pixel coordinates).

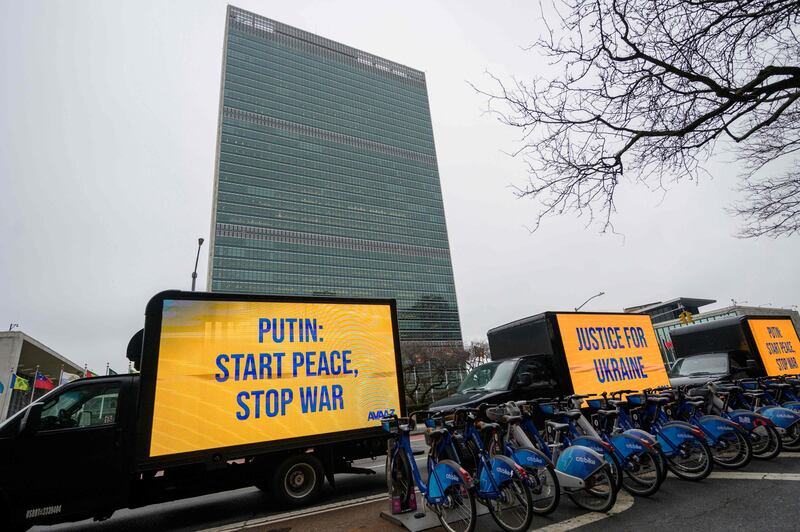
left=379, top=494, right=489, bottom=531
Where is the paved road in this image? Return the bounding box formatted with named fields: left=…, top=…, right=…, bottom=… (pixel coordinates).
left=35, top=449, right=800, bottom=531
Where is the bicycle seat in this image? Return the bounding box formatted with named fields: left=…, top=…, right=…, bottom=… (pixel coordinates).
left=685, top=399, right=705, bottom=407
left=545, top=420, right=570, bottom=432
left=596, top=409, right=618, bottom=419
left=608, top=400, right=627, bottom=408
left=483, top=407, right=504, bottom=423
left=744, top=391, right=764, bottom=398
left=478, top=422, right=500, bottom=435
left=647, top=397, right=669, bottom=405
left=766, top=382, right=791, bottom=389
left=427, top=428, right=449, bottom=440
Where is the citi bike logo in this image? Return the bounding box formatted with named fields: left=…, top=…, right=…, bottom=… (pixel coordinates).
left=626, top=442, right=642, bottom=450
left=496, top=467, right=514, bottom=476
left=574, top=455, right=597, bottom=466
left=367, top=408, right=396, bottom=421
left=445, top=472, right=460, bottom=482
left=737, top=416, right=751, bottom=424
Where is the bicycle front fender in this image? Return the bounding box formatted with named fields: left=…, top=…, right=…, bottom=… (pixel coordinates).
left=511, top=446, right=551, bottom=471
left=609, top=432, right=649, bottom=460
left=572, top=435, right=613, bottom=456
left=727, top=409, right=774, bottom=430
left=697, top=415, right=745, bottom=441
left=428, top=459, right=471, bottom=501
left=758, top=406, right=800, bottom=430
left=555, top=445, right=605, bottom=480
left=480, top=455, right=523, bottom=494
left=622, top=428, right=658, bottom=447
left=657, top=423, right=704, bottom=454
left=782, top=401, right=800, bottom=412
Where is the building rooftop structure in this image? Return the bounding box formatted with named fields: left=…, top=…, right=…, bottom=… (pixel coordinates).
left=624, top=297, right=717, bottom=324
left=0, top=331, right=84, bottom=421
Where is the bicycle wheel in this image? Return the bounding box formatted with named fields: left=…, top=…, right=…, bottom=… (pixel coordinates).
left=567, top=465, right=617, bottom=513
left=385, top=449, right=414, bottom=511
left=751, top=424, right=782, bottom=459
left=666, top=437, right=713, bottom=481
left=603, top=449, right=624, bottom=492
left=621, top=449, right=661, bottom=497
left=435, top=482, right=477, bottom=532
left=528, top=462, right=560, bottom=516
left=486, top=476, right=534, bottom=532
left=780, top=422, right=800, bottom=451
left=712, top=430, right=752, bottom=469
left=652, top=446, right=668, bottom=486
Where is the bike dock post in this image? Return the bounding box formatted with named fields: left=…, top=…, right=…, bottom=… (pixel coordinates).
left=379, top=497, right=490, bottom=531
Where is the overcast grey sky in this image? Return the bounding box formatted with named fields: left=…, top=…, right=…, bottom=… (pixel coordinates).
left=1, top=0, right=798, bottom=373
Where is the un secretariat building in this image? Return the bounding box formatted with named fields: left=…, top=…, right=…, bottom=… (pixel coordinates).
left=208, top=6, right=463, bottom=347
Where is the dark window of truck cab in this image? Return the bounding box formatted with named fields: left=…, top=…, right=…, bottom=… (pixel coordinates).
left=515, top=357, right=557, bottom=388
left=39, top=384, right=120, bottom=431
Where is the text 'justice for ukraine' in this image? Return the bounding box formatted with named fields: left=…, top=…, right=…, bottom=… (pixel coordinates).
left=575, top=326, right=651, bottom=383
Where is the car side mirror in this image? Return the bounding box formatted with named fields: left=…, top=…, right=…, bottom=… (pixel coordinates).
left=516, top=372, right=533, bottom=388
left=20, top=402, right=43, bottom=436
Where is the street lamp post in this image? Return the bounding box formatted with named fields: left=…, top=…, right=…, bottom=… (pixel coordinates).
left=191, top=238, right=205, bottom=292
left=575, top=291, right=605, bottom=312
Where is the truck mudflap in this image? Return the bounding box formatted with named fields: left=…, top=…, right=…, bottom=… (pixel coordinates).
left=609, top=432, right=649, bottom=460
left=755, top=406, right=800, bottom=430
left=511, top=446, right=551, bottom=471
left=428, top=459, right=471, bottom=502
left=656, top=423, right=705, bottom=454
left=479, top=455, right=525, bottom=494
left=728, top=410, right=774, bottom=430
left=696, top=415, right=745, bottom=442
left=555, top=445, right=605, bottom=480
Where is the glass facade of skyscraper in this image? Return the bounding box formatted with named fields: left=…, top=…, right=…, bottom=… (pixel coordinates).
left=208, top=6, right=462, bottom=346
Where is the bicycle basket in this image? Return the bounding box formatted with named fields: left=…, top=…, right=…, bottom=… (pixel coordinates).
left=586, top=398, right=604, bottom=410
left=539, top=403, right=556, bottom=415
left=627, top=394, right=645, bottom=406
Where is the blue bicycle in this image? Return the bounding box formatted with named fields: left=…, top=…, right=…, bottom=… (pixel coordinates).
left=610, top=392, right=714, bottom=481
left=441, top=408, right=535, bottom=532
left=383, top=411, right=477, bottom=532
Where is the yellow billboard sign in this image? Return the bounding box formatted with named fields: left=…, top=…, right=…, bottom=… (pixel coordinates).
left=747, top=319, right=800, bottom=376
left=149, top=299, right=402, bottom=457
left=555, top=313, right=670, bottom=396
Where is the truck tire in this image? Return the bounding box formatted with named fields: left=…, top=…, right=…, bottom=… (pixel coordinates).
left=271, top=453, right=324, bottom=509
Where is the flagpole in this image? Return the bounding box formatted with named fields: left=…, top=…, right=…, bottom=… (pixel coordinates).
left=106, top=362, right=110, bottom=376
left=0, top=372, right=14, bottom=422
left=29, top=365, right=39, bottom=405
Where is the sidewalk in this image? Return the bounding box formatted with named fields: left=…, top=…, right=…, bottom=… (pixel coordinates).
left=227, top=498, right=402, bottom=532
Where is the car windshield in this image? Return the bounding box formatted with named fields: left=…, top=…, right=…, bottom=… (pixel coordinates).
left=670, top=353, right=729, bottom=377
left=457, top=360, right=516, bottom=393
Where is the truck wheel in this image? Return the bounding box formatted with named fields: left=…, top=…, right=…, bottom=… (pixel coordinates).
left=271, top=454, right=324, bottom=509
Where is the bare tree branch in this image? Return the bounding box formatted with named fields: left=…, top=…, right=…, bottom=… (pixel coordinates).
left=475, top=0, right=800, bottom=237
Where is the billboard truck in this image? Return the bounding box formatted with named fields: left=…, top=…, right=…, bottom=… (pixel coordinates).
left=429, top=311, right=671, bottom=412
left=0, top=291, right=405, bottom=531
left=668, top=315, right=800, bottom=386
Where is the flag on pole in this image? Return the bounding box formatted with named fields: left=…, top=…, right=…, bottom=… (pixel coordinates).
left=85, top=369, right=97, bottom=378
left=11, top=374, right=30, bottom=391
left=34, top=373, right=55, bottom=391
left=59, top=370, right=80, bottom=386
